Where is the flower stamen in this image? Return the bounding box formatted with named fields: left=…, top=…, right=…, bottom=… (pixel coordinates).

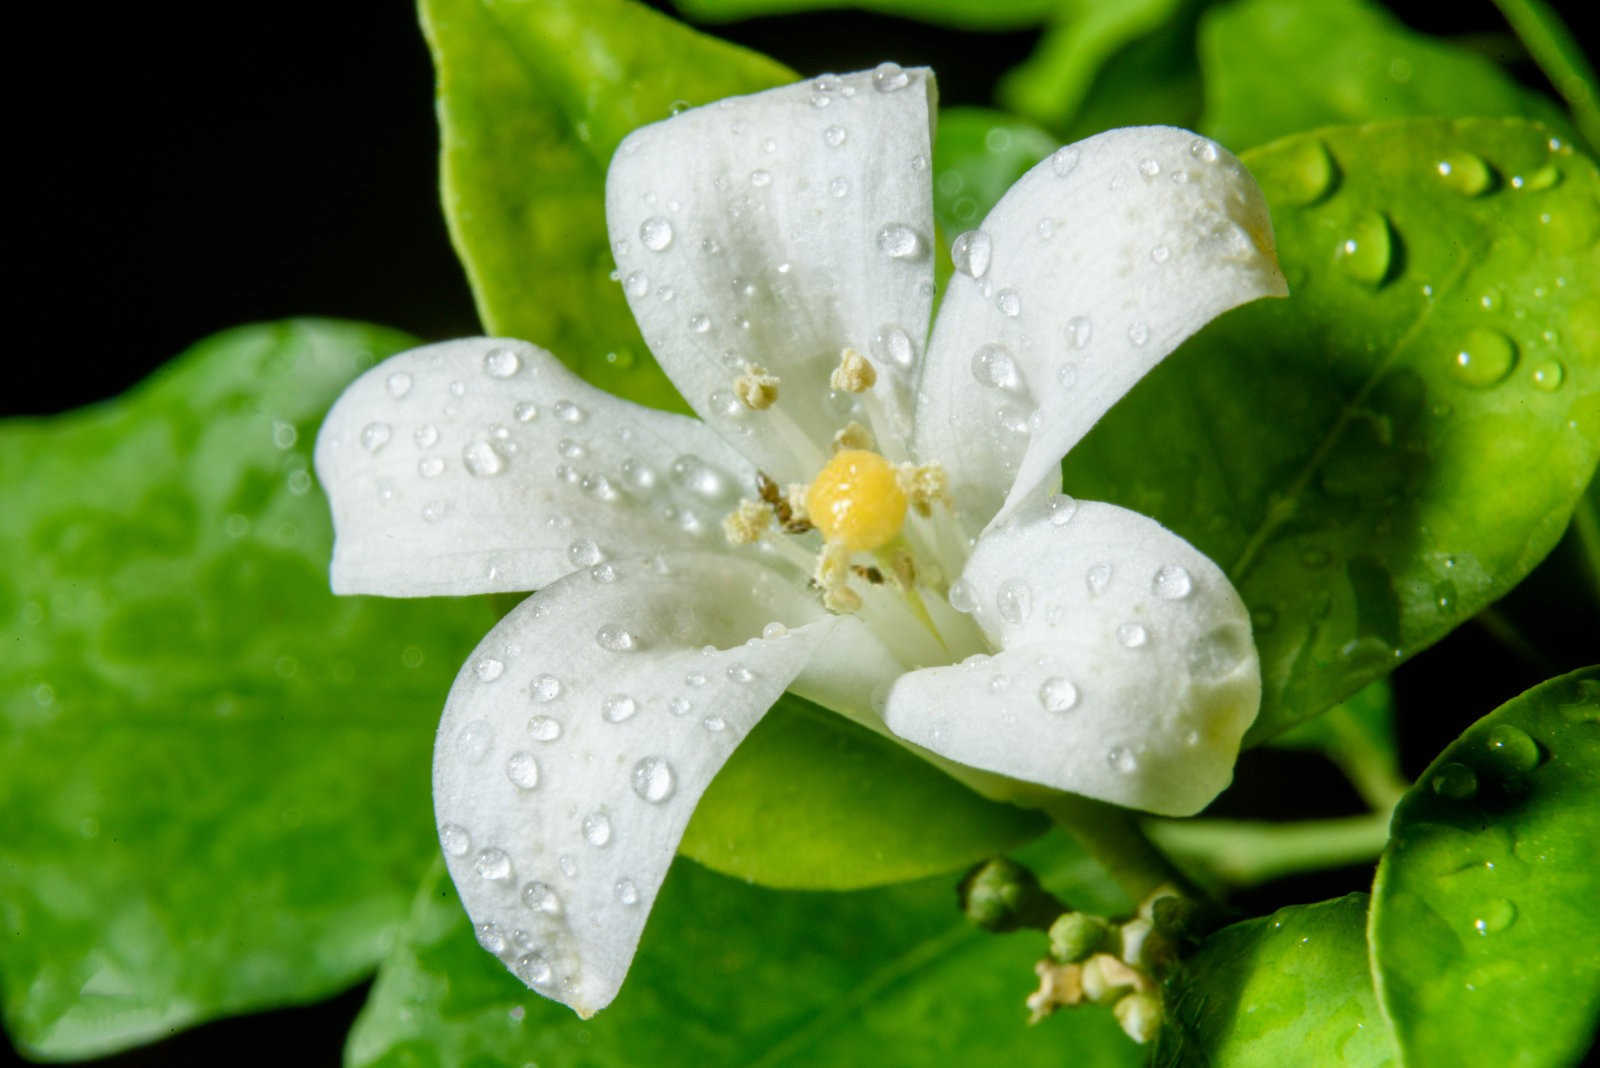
left=733, top=363, right=780, bottom=410
left=829, top=347, right=876, bottom=393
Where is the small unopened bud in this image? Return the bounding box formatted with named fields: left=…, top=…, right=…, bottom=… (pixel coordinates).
left=1113, top=990, right=1163, bottom=1045
left=959, top=857, right=1061, bottom=933
left=1048, top=911, right=1109, bottom=963
left=830, top=347, right=876, bottom=392
left=1149, top=893, right=1199, bottom=938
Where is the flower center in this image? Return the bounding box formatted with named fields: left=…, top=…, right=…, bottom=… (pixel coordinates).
left=806, top=449, right=906, bottom=552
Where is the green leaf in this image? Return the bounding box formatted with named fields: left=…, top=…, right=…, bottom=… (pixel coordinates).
left=1199, top=0, right=1573, bottom=151
left=1488, top=0, right=1600, bottom=153
left=420, top=0, right=793, bottom=411
left=681, top=697, right=1048, bottom=889
left=932, top=108, right=1060, bottom=241
left=1369, top=667, right=1600, bottom=1067
left=998, top=0, right=1192, bottom=134
left=672, top=0, right=1058, bottom=31
left=1061, top=118, right=1600, bottom=741
left=0, top=322, right=499, bottom=1059
left=1161, top=895, right=1399, bottom=1066
left=347, top=839, right=1138, bottom=1067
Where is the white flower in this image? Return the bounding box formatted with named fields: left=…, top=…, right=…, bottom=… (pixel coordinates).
left=314, top=64, right=1286, bottom=1017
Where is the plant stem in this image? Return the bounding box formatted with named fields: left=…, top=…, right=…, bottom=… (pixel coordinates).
left=1040, top=793, right=1199, bottom=905
left=1489, top=0, right=1600, bottom=153
left=1318, top=706, right=1410, bottom=813
left=1474, top=605, right=1557, bottom=676
left=1143, top=811, right=1393, bottom=889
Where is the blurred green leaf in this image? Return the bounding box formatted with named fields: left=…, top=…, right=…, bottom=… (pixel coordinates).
left=682, top=697, right=1048, bottom=888
left=673, top=0, right=1057, bottom=31
left=1048, top=0, right=1209, bottom=143
left=1061, top=119, right=1600, bottom=742
left=420, top=0, right=793, bottom=411
left=0, top=321, right=499, bottom=1059
left=1199, top=0, right=1572, bottom=151
left=1370, top=668, right=1600, bottom=1067
left=1161, top=894, right=1398, bottom=1065
left=347, top=838, right=1138, bottom=1067
left=932, top=108, right=1059, bottom=241
left=1488, top=0, right=1600, bottom=152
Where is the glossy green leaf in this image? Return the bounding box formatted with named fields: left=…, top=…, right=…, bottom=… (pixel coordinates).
left=1370, top=667, right=1600, bottom=1067
left=672, top=0, right=1057, bottom=30
left=347, top=839, right=1137, bottom=1067
left=1061, top=119, right=1600, bottom=742
left=681, top=697, right=1048, bottom=889
left=421, top=0, right=793, bottom=411
left=1199, top=0, right=1573, bottom=151
left=932, top=108, right=1059, bottom=241
left=0, top=322, right=499, bottom=1059
left=1161, top=895, right=1399, bottom=1066
left=998, top=0, right=1190, bottom=134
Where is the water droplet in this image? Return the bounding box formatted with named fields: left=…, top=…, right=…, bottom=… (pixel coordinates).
left=1138, top=158, right=1161, bottom=178
left=505, top=751, right=540, bottom=789
left=1049, top=147, right=1081, bottom=178
left=876, top=223, right=923, bottom=260
left=590, top=563, right=617, bottom=584
left=829, top=176, right=850, bottom=198
left=996, top=579, right=1032, bottom=624
left=522, top=880, right=561, bottom=914
left=1450, top=328, right=1517, bottom=388
left=514, top=952, right=552, bottom=986
left=601, top=694, right=637, bottom=723
left=475, top=657, right=505, bottom=682
left=463, top=439, right=507, bottom=478
left=1435, top=152, right=1492, bottom=196
left=1511, top=165, right=1561, bottom=191
left=632, top=756, right=677, bottom=803
left=1530, top=359, right=1565, bottom=391
left=483, top=346, right=522, bottom=378
left=596, top=624, right=638, bottom=652
left=824, top=124, right=847, bottom=147
left=1484, top=723, right=1541, bottom=773
left=1065, top=315, right=1093, bottom=349
left=360, top=422, right=392, bottom=452
left=1277, top=139, right=1334, bottom=204
left=421, top=499, right=450, bottom=523
left=457, top=720, right=493, bottom=762
left=1117, top=622, right=1149, bottom=648
left=1152, top=565, right=1193, bottom=599
left=1472, top=898, right=1517, bottom=936
left=582, top=810, right=613, bottom=847
left=1039, top=677, right=1078, bottom=713
left=1431, top=761, right=1478, bottom=800
left=568, top=539, right=603, bottom=567
left=870, top=325, right=916, bottom=369
left=624, top=270, right=649, bottom=298
left=414, top=423, right=440, bottom=448
left=531, top=674, right=563, bottom=703
left=702, top=715, right=727, bottom=732
left=726, top=664, right=754, bottom=683
left=639, top=216, right=674, bottom=251
left=872, top=61, right=910, bottom=92
left=1106, top=746, right=1138, bottom=773
left=670, top=697, right=692, bottom=717
left=476, top=922, right=508, bottom=955
left=1188, top=625, right=1249, bottom=679
left=386, top=371, right=413, bottom=398
left=527, top=714, right=562, bottom=741
left=615, top=878, right=641, bottom=905
left=1127, top=322, right=1150, bottom=347
left=685, top=670, right=708, bottom=688
left=1336, top=212, right=1393, bottom=285
left=1086, top=562, right=1112, bottom=596
left=749, top=169, right=772, bottom=187
left=948, top=580, right=975, bottom=614
left=475, top=847, right=513, bottom=881
left=417, top=456, right=445, bottom=479
left=439, top=823, right=471, bottom=856
left=1151, top=245, right=1171, bottom=264
left=951, top=230, right=993, bottom=278
left=996, top=289, right=1021, bottom=317
left=1048, top=494, right=1078, bottom=526
left=970, top=343, right=1020, bottom=391
left=558, top=854, right=577, bottom=878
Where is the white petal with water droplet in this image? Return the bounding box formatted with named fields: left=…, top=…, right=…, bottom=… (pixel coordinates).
left=915, top=126, right=1286, bottom=528
left=433, top=553, right=836, bottom=1017
left=883, top=494, right=1258, bottom=815
left=315, top=338, right=754, bottom=596
left=606, top=69, right=938, bottom=476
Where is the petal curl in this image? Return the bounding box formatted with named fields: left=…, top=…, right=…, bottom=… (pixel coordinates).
left=883, top=493, right=1258, bottom=815
left=607, top=66, right=937, bottom=479
left=914, top=127, right=1286, bottom=528
left=432, top=552, right=836, bottom=1016
left=315, top=338, right=755, bottom=596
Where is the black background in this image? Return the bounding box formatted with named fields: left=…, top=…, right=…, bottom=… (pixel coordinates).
left=5, top=1, right=1598, bottom=1064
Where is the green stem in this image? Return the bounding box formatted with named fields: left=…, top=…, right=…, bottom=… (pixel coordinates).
left=1319, top=707, right=1410, bottom=813
left=1144, top=811, right=1393, bottom=889
left=1474, top=605, right=1557, bottom=676
left=1572, top=481, right=1600, bottom=606
left=1040, top=793, right=1199, bottom=904
left=1489, top=0, right=1600, bottom=153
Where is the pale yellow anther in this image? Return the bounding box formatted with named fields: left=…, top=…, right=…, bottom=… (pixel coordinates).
left=896, top=462, right=951, bottom=517
left=783, top=483, right=809, bottom=522
left=831, top=420, right=874, bottom=453
left=806, top=449, right=907, bottom=552
left=721, top=498, right=772, bottom=545
left=823, top=585, right=862, bottom=613
left=814, top=541, right=852, bottom=590
left=734, top=364, right=780, bottom=410
left=829, top=348, right=876, bottom=393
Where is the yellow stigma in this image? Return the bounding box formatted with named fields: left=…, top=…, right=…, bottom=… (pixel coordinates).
left=805, top=449, right=907, bottom=552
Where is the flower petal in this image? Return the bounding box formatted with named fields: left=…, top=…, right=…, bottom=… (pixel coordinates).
left=607, top=66, right=937, bottom=479
left=432, top=552, right=836, bottom=1016
left=914, top=127, right=1287, bottom=528
left=315, top=338, right=756, bottom=596
left=882, top=492, right=1258, bottom=815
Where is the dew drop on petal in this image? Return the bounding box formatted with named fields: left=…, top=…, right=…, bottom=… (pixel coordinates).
left=948, top=580, right=975, bottom=614
left=439, top=823, right=471, bottom=856
left=615, top=878, right=640, bottom=906
left=639, top=216, right=674, bottom=251
left=1065, top=315, right=1093, bottom=349
left=414, top=423, right=440, bottom=448
left=386, top=372, right=413, bottom=398
left=872, top=61, right=910, bottom=92
left=996, top=579, right=1032, bottom=625
left=596, top=624, right=638, bottom=652
left=996, top=288, right=1021, bottom=317
left=475, top=848, right=513, bottom=881
left=522, top=881, right=562, bottom=914
left=1048, top=494, right=1078, bottom=526
left=601, top=693, right=638, bottom=723
left=475, top=657, right=505, bottom=682
left=876, top=223, right=923, bottom=260
left=1127, top=322, right=1150, bottom=347
left=582, top=810, right=613, bottom=847
left=360, top=422, right=392, bottom=452
left=1086, top=562, right=1112, bottom=596
left=871, top=325, right=916, bottom=369
left=515, top=953, right=552, bottom=986
left=632, top=757, right=677, bottom=803
left=624, top=270, right=649, bottom=298
left=1117, top=622, right=1149, bottom=648
left=1050, top=147, right=1081, bottom=177
left=527, top=715, right=562, bottom=741
left=482, top=346, right=522, bottom=378
left=971, top=343, right=1020, bottom=390
left=531, top=674, right=563, bottom=703
left=457, top=720, right=493, bottom=762
left=951, top=230, right=992, bottom=278
left=1039, top=677, right=1078, bottom=713
left=1152, top=565, right=1193, bottom=600
left=568, top=538, right=604, bottom=567
left=505, top=751, right=540, bottom=790
left=463, top=439, right=507, bottom=478
left=1106, top=747, right=1138, bottom=774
